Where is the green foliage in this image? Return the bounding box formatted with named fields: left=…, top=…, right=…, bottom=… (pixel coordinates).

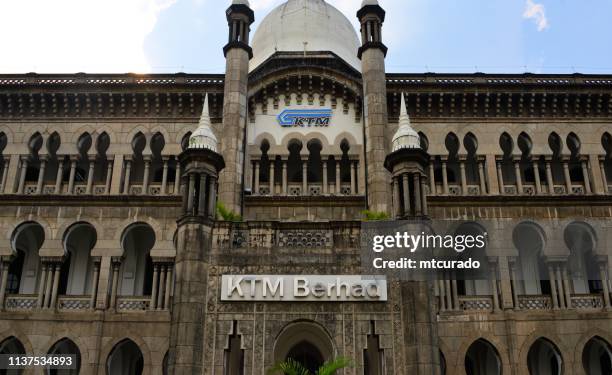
left=216, top=202, right=242, bottom=222
left=268, top=357, right=352, bottom=375
left=361, top=210, right=390, bottom=221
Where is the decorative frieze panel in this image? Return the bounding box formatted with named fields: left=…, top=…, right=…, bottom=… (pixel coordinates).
left=277, top=230, right=333, bottom=248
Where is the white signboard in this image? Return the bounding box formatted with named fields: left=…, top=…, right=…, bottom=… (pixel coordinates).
left=221, top=275, right=387, bottom=302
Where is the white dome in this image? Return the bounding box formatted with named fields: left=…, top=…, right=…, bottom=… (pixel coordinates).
left=250, top=0, right=361, bottom=72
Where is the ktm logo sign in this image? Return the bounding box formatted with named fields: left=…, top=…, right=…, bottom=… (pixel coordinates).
left=277, top=109, right=332, bottom=127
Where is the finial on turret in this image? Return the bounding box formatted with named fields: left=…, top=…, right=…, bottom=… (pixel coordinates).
left=391, top=93, right=421, bottom=151
left=189, top=94, right=218, bottom=152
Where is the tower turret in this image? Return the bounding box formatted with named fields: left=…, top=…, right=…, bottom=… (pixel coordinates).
left=218, top=0, right=254, bottom=214
left=385, top=94, right=429, bottom=219
left=167, top=94, right=225, bottom=374
left=357, top=0, right=391, bottom=213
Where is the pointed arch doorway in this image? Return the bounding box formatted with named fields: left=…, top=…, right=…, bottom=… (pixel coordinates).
left=273, top=321, right=334, bottom=372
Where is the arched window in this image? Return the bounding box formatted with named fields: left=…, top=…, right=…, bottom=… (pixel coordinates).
left=0, top=132, right=7, bottom=191
left=47, top=338, right=81, bottom=375
left=287, top=139, right=303, bottom=185
left=150, top=132, right=165, bottom=183
left=548, top=132, right=564, bottom=191
left=95, top=132, right=111, bottom=184
left=499, top=132, right=515, bottom=189
left=0, top=336, right=26, bottom=374
left=601, top=133, right=612, bottom=189
left=339, top=139, right=352, bottom=186
left=444, top=133, right=460, bottom=184
left=418, top=132, right=429, bottom=152
left=106, top=339, right=143, bottom=375
left=119, top=224, right=155, bottom=296
left=583, top=336, right=612, bottom=375
left=129, top=132, right=147, bottom=189
left=564, top=222, right=600, bottom=294
left=463, top=132, right=480, bottom=187
left=518, top=132, right=540, bottom=187
left=307, top=139, right=323, bottom=184
left=465, top=339, right=501, bottom=375
left=60, top=223, right=97, bottom=296
left=527, top=338, right=562, bottom=375
left=513, top=222, right=549, bottom=296
left=45, top=132, right=62, bottom=189
left=73, top=133, right=92, bottom=183
left=439, top=350, right=447, bottom=375
left=567, top=132, right=584, bottom=183
left=25, top=132, right=43, bottom=183
left=9, top=222, right=45, bottom=295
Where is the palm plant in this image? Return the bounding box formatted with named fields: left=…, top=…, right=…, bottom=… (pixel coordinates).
left=268, top=357, right=351, bottom=375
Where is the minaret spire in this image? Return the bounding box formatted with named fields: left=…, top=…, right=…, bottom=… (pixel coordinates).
left=189, top=94, right=218, bottom=152
left=392, top=93, right=421, bottom=151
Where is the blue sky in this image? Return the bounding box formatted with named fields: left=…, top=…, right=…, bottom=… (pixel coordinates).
left=1, top=0, right=611, bottom=74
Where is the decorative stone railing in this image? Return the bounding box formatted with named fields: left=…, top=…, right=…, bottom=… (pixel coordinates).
left=570, top=185, right=586, bottom=195
left=57, top=296, right=91, bottom=311
left=458, top=296, right=494, bottom=312
left=255, top=183, right=357, bottom=197
left=518, top=295, right=553, bottom=310
left=4, top=294, right=38, bottom=310
left=116, top=296, right=150, bottom=312
left=571, top=294, right=604, bottom=310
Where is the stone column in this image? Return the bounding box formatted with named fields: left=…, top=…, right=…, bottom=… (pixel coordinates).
left=3, top=155, right=20, bottom=194
left=514, top=159, right=523, bottom=195
left=562, top=265, right=572, bottom=310
left=207, top=178, right=217, bottom=220
left=441, top=160, right=449, bottom=195
left=459, top=158, right=467, bottom=195
left=105, top=157, right=113, bottom=195
left=198, top=174, right=207, bottom=216
left=161, top=157, right=169, bottom=195
left=350, top=161, right=357, bottom=195
left=269, top=159, right=275, bottom=195
left=429, top=162, right=436, bottom=196
left=335, top=157, right=341, bottom=195
left=109, top=259, right=120, bottom=310
left=393, top=177, right=401, bottom=218
left=438, top=279, right=446, bottom=312
left=0, top=160, right=8, bottom=194
left=556, top=265, right=565, bottom=309
left=420, top=178, right=429, bottom=217
left=478, top=159, right=487, bottom=195
left=85, top=158, right=95, bottom=194
left=303, top=159, right=308, bottom=195
left=589, top=154, right=605, bottom=194
left=157, top=266, right=166, bottom=310
left=50, top=263, right=61, bottom=309
left=533, top=160, right=542, bottom=194
left=563, top=160, right=572, bottom=194
left=599, top=263, right=611, bottom=309
left=164, top=265, right=173, bottom=310
left=599, top=158, right=609, bottom=194
left=187, top=174, right=196, bottom=213
left=548, top=264, right=559, bottom=310
left=67, top=157, right=77, bottom=195
left=253, top=161, right=260, bottom=195
left=496, top=159, right=505, bottom=195
left=142, top=156, right=151, bottom=195
left=123, top=156, right=132, bottom=195
left=545, top=158, right=554, bottom=195
left=0, top=261, right=9, bottom=310
left=37, top=263, right=48, bottom=308
left=36, top=156, right=47, bottom=194
left=43, top=264, right=54, bottom=309
left=54, top=157, right=65, bottom=194
left=413, top=174, right=422, bottom=216
left=490, top=264, right=500, bottom=312
left=89, top=261, right=100, bottom=310
left=17, top=156, right=28, bottom=194
left=402, top=174, right=410, bottom=216
left=150, top=264, right=159, bottom=310
left=322, top=160, right=328, bottom=195
left=581, top=160, right=592, bottom=194
left=510, top=261, right=520, bottom=310
left=174, top=161, right=181, bottom=196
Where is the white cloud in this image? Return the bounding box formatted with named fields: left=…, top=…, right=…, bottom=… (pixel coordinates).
left=523, top=0, right=549, bottom=31
left=0, top=0, right=176, bottom=73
